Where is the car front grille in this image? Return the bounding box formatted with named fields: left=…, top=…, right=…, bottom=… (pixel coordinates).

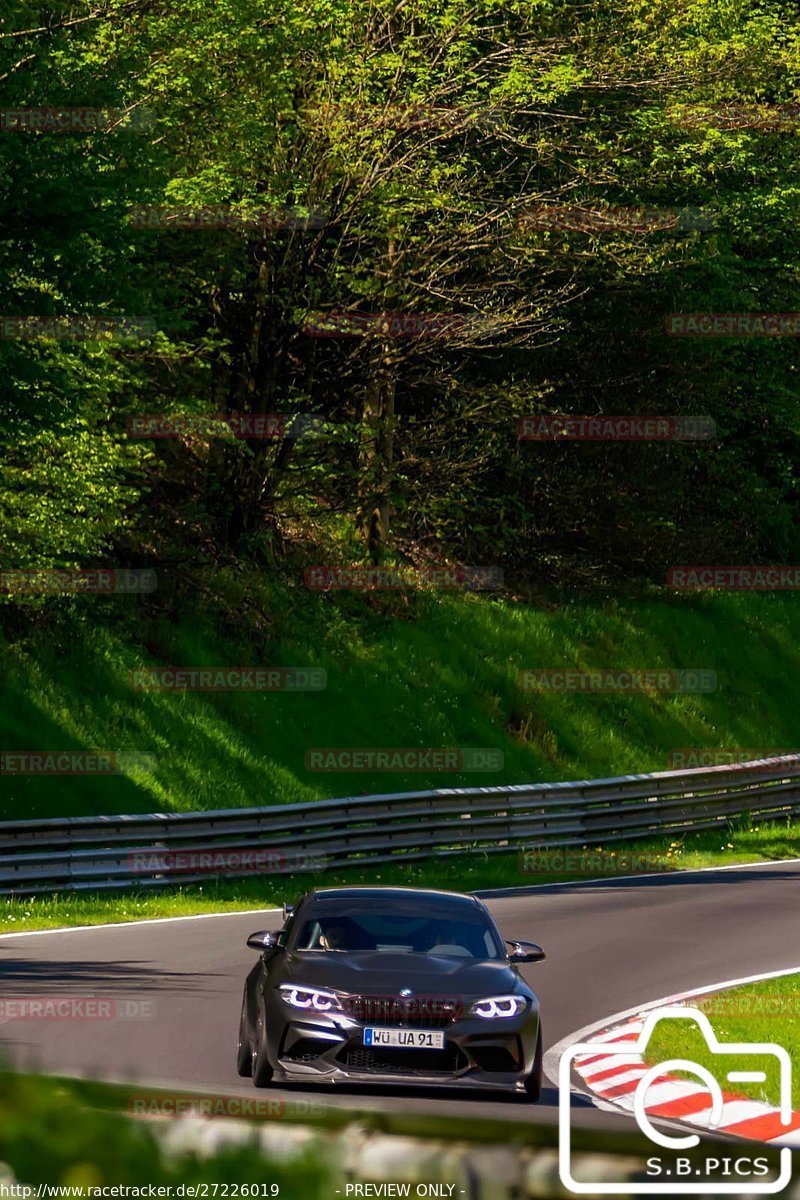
left=339, top=1045, right=468, bottom=1075
left=341, top=995, right=461, bottom=1028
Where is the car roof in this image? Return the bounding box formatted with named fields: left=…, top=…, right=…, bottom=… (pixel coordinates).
left=302, top=886, right=483, bottom=909
left=309, top=888, right=479, bottom=902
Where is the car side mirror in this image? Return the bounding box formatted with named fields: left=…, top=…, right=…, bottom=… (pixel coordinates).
left=506, top=940, right=546, bottom=964
left=246, top=930, right=281, bottom=952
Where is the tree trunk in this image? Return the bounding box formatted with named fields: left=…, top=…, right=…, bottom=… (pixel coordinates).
left=356, top=340, right=396, bottom=564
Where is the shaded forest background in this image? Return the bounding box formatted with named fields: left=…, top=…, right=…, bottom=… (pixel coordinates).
left=1, top=0, right=799, bottom=603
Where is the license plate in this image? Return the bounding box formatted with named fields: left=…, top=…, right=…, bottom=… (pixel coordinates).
left=363, top=1027, right=445, bottom=1049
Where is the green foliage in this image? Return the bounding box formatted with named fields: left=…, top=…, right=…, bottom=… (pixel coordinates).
left=2, top=0, right=798, bottom=577
left=0, top=1073, right=327, bottom=1195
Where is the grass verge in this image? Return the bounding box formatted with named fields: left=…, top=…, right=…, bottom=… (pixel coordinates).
left=3, top=585, right=800, bottom=820
left=643, top=972, right=800, bottom=1110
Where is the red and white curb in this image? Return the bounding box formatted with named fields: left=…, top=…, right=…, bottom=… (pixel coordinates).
left=546, top=966, right=800, bottom=1149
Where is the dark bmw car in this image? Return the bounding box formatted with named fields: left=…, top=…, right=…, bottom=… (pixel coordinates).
left=236, top=886, right=545, bottom=1098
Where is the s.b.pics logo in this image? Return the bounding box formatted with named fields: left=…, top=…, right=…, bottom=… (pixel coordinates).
left=559, top=1006, right=792, bottom=1194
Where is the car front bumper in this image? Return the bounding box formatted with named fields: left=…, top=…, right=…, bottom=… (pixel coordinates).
left=264, top=995, right=541, bottom=1091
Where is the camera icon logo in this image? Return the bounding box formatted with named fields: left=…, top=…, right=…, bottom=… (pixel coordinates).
left=559, top=1005, right=793, bottom=1194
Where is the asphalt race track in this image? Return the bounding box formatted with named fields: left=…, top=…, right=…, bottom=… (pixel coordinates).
left=1, top=860, right=799, bottom=1130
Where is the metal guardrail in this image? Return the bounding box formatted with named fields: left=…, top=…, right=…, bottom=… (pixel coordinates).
left=1, top=755, right=799, bottom=895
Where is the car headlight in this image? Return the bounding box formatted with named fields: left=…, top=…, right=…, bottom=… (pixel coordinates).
left=470, top=994, right=527, bottom=1019
left=279, top=984, right=343, bottom=1012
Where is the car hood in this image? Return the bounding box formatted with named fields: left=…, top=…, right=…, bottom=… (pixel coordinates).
left=281, top=951, right=525, bottom=996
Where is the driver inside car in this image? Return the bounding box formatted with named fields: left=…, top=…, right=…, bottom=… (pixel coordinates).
left=319, top=920, right=348, bottom=951
left=319, top=916, right=375, bottom=952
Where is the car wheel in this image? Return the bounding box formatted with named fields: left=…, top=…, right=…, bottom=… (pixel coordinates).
left=252, top=1000, right=274, bottom=1087
left=524, top=1024, right=543, bottom=1101
left=236, top=993, right=253, bottom=1077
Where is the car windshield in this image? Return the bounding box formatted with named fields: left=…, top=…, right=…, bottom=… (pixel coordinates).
left=291, top=905, right=503, bottom=959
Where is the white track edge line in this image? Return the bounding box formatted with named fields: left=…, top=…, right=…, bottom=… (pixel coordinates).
left=0, top=906, right=283, bottom=939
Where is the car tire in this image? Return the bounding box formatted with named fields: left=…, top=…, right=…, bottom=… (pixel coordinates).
left=252, top=1000, right=274, bottom=1087
left=524, top=1024, right=543, bottom=1101
left=236, top=993, right=253, bottom=1077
